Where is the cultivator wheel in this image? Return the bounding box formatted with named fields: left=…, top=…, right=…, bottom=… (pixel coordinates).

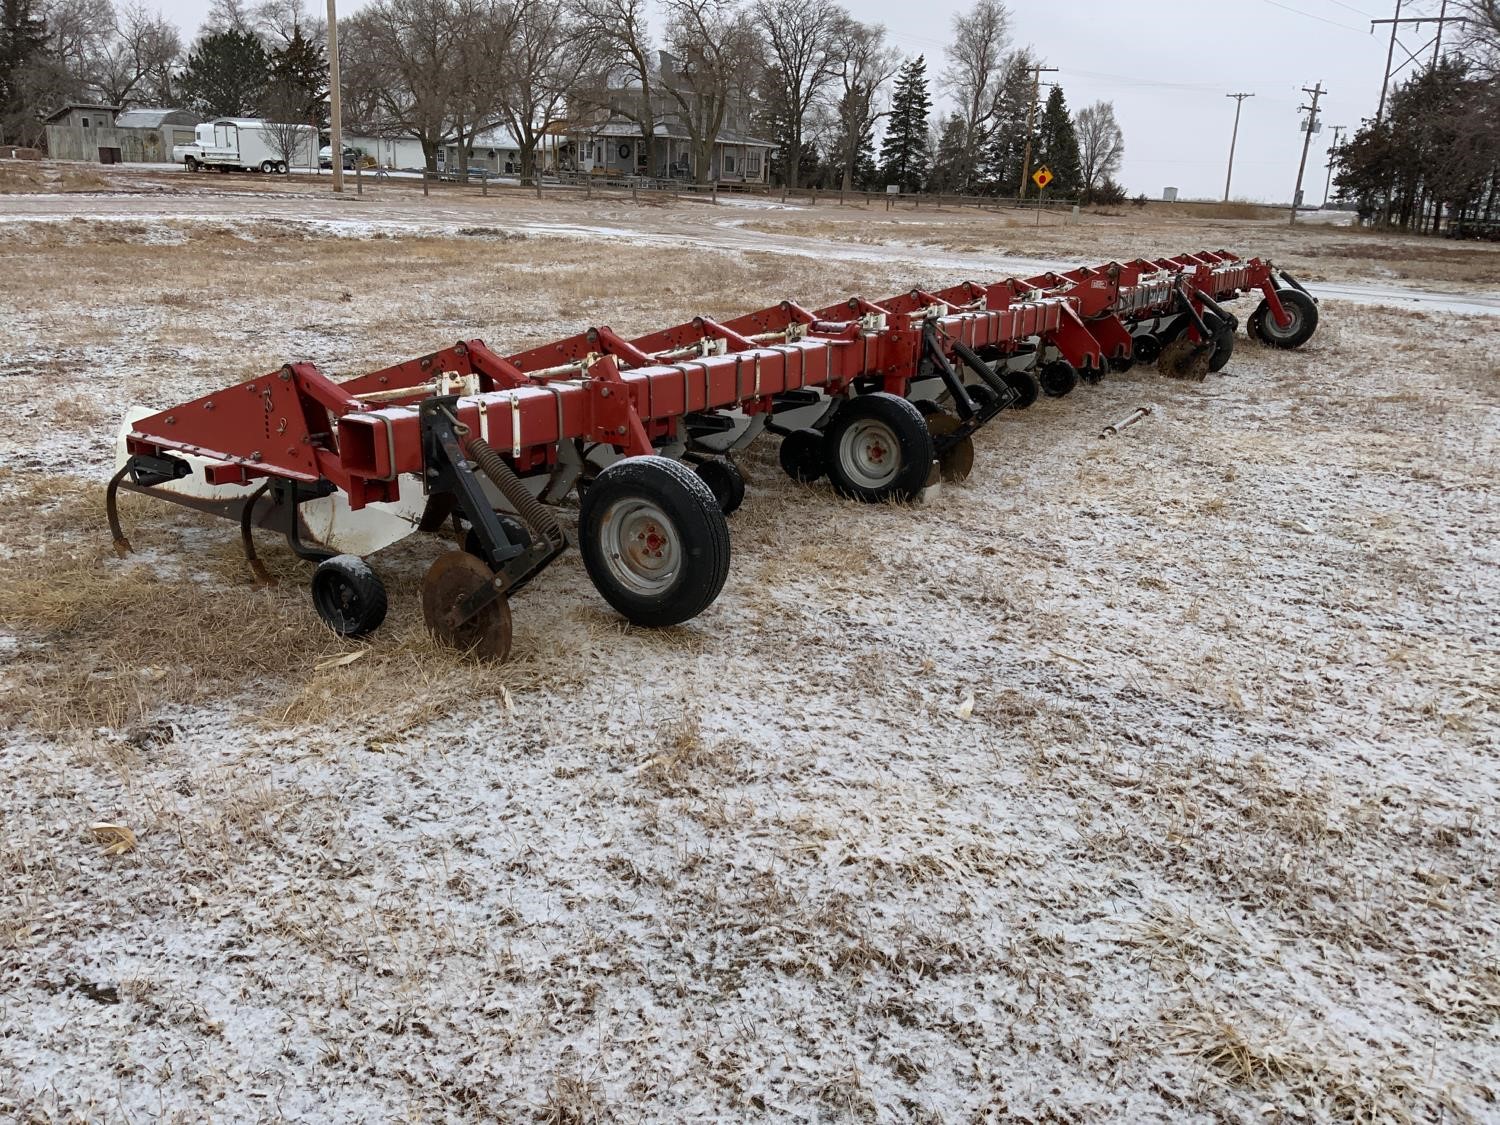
left=824, top=393, right=934, bottom=503
left=1000, top=370, right=1041, bottom=410
left=312, top=555, right=388, bottom=638
left=1039, top=361, right=1080, bottom=398
left=1132, top=335, right=1163, bottom=365
left=779, top=429, right=826, bottom=483
left=579, top=456, right=730, bottom=628
left=693, top=459, right=746, bottom=515
left=421, top=549, right=513, bottom=660
left=1109, top=352, right=1135, bottom=374
left=1208, top=321, right=1237, bottom=373
left=925, top=413, right=975, bottom=483
left=1249, top=289, right=1319, bottom=349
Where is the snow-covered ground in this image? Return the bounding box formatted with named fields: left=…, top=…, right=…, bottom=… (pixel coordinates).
left=0, top=195, right=1496, bottom=1122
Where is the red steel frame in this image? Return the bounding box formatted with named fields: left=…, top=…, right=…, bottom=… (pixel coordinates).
left=121, top=249, right=1298, bottom=513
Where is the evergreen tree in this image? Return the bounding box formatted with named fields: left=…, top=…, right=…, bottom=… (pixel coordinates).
left=879, top=54, right=930, bottom=193
left=1036, top=86, right=1081, bottom=194
left=0, top=0, right=48, bottom=143
left=265, top=22, right=327, bottom=126
left=177, top=28, right=269, bottom=119
left=927, top=113, right=968, bottom=193
left=981, top=48, right=1036, bottom=195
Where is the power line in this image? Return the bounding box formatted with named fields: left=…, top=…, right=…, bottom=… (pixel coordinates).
left=1258, top=0, right=1366, bottom=32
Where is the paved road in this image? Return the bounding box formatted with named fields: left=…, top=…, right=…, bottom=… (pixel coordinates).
left=3, top=188, right=1495, bottom=317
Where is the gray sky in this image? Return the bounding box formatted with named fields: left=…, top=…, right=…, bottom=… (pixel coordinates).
left=150, top=0, right=1437, bottom=201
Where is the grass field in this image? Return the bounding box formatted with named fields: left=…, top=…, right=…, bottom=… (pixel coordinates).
left=1, top=170, right=1497, bottom=1122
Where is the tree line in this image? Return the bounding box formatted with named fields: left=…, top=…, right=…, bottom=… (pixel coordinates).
left=1, top=0, right=1127, bottom=198
left=1333, top=4, right=1500, bottom=234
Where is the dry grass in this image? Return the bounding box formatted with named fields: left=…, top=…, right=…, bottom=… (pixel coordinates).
left=0, top=209, right=1496, bottom=1122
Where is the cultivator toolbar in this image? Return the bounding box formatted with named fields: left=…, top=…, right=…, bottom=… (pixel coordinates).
left=108, top=249, right=1319, bottom=661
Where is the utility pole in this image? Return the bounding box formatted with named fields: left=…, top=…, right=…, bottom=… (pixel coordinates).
left=327, top=0, right=343, bottom=193
left=1322, top=124, right=1346, bottom=207
left=1371, top=2, right=1468, bottom=122
left=1290, top=82, right=1324, bottom=225
left=1223, top=93, right=1254, bottom=202
left=1018, top=63, right=1058, bottom=201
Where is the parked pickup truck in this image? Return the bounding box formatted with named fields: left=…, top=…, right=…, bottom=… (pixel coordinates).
left=173, top=118, right=315, bottom=174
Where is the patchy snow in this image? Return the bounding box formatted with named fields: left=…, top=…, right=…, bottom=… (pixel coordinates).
left=0, top=197, right=1496, bottom=1122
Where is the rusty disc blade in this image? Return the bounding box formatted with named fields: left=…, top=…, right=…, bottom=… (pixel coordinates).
left=1158, top=337, right=1212, bottom=382
left=926, top=413, right=975, bottom=483
left=421, top=550, right=513, bottom=661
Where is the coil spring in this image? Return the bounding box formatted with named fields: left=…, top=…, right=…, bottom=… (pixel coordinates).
left=467, top=436, right=565, bottom=548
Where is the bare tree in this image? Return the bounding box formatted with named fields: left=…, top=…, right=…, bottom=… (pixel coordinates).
left=42, top=0, right=114, bottom=93
left=496, top=0, right=593, bottom=183
left=202, top=0, right=256, bottom=35
left=752, top=0, right=846, bottom=188
left=942, top=0, right=1009, bottom=192
left=1075, top=99, right=1123, bottom=200
left=444, top=0, right=511, bottom=178
left=1459, top=1, right=1500, bottom=76
left=254, top=0, right=325, bottom=47
left=259, top=115, right=308, bottom=169
left=659, top=0, right=761, bottom=184
left=832, top=20, right=898, bottom=192
left=342, top=0, right=462, bottom=171
left=569, top=0, right=659, bottom=171
left=91, top=3, right=181, bottom=106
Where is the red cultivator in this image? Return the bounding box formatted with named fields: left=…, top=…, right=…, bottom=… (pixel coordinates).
left=108, top=249, right=1318, bottom=660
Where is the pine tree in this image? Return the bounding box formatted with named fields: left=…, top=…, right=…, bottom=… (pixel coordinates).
left=879, top=55, right=931, bottom=193
left=265, top=23, right=327, bottom=126
left=177, top=29, right=269, bottom=119
left=927, top=114, right=968, bottom=193
left=0, top=0, right=48, bottom=142
left=1036, top=86, right=1081, bottom=195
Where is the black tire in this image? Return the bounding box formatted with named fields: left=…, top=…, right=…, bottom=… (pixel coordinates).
left=1132, top=334, right=1162, bottom=365
left=276, top=161, right=288, bottom=175
left=1109, top=352, right=1135, bottom=374
left=1078, top=360, right=1106, bottom=385
left=1208, top=320, right=1236, bottom=373
left=1249, top=289, right=1319, bottom=349
left=823, top=392, right=934, bottom=503
left=260, top=160, right=275, bottom=174
left=778, top=428, right=826, bottom=483
left=311, top=554, right=388, bottom=638
left=184, top=156, right=198, bottom=172
left=965, top=382, right=1000, bottom=412
left=1038, top=360, right=1079, bottom=398
left=912, top=398, right=948, bottom=417
left=693, top=459, right=746, bottom=515
left=1000, top=370, right=1040, bottom=410
left=578, top=455, right=730, bottom=628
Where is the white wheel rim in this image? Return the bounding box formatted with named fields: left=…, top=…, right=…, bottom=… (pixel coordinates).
left=601, top=499, right=679, bottom=596
left=839, top=418, right=900, bottom=489
left=1264, top=303, right=1302, bottom=339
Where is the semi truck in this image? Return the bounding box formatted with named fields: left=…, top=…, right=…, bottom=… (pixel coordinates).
left=172, top=118, right=316, bottom=174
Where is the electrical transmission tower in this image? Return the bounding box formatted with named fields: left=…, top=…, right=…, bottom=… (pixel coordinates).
left=1371, top=0, right=1470, bottom=123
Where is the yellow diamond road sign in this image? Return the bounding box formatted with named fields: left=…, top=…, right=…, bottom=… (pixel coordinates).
left=1032, top=166, right=1054, bottom=190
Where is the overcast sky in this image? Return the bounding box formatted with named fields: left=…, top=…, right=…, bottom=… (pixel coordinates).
left=147, top=0, right=1445, bottom=201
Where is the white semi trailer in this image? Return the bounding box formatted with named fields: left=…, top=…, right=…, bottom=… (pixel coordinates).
left=172, top=118, right=316, bottom=174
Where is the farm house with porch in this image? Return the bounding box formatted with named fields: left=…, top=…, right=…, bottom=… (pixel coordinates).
left=566, top=120, right=773, bottom=184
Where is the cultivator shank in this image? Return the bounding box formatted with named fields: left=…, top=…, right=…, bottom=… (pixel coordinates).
left=109, top=248, right=1319, bottom=659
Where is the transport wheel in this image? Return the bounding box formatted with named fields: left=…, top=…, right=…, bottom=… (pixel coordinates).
left=1038, top=360, right=1079, bottom=398
left=1249, top=289, right=1318, bottom=349
left=694, top=458, right=746, bottom=515
left=260, top=160, right=275, bottom=174
left=778, top=428, right=826, bottom=483
left=580, top=456, right=730, bottom=628
left=1132, top=335, right=1162, bottom=365
left=926, top=413, right=975, bottom=484
left=1208, top=321, right=1236, bottom=373
left=276, top=161, right=288, bottom=174
left=184, top=156, right=198, bottom=172
left=422, top=550, right=512, bottom=660
left=823, top=392, right=935, bottom=503
left=1000, top=370, right=1041, bottom=410
left=311, top=554, right=388, bottom=638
